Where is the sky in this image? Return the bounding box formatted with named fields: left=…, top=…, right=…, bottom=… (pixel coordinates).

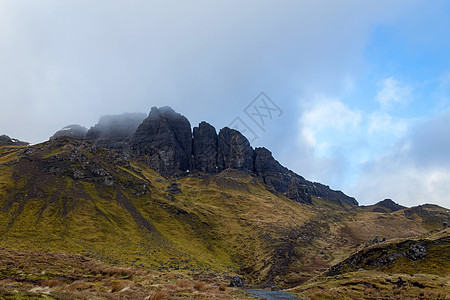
left=1, top=0, right=449, bottom=208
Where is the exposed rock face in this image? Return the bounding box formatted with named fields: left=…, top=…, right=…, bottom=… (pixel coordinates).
left=128, top=107, right=356, bottom=205
left=85, top=113, right=146, bottom=150
left=51, top=124, right=88, bottom=140
left=44, top=106, right=356, bottom=205
left=131, top=107, right=193, bottom=175
left=0, top=135, right=29, bottom=146
left=254, top=147, right=357, bottom=205
left=217, top=127, right=254, bottom=171
left=193, top=121, right=218, bottom=173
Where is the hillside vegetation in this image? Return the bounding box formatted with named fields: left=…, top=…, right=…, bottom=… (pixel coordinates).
left=1, top=138, right=449, bottom=298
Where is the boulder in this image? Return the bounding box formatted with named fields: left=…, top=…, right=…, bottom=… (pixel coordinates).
left=229, top=275, right=244, bottom=287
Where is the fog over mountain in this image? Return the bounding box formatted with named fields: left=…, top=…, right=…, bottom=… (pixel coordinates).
left=1, top=1, right=449, bottom=208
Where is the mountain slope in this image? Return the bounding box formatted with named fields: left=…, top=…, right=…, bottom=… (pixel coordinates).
left=292, top=229, right=450, bottom=299
left=1, top=137, right=448, bottom=290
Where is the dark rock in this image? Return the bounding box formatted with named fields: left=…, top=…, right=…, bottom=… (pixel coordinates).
left=125, top=107, right=357, bottom=206
left=193, top=121, right=219, bottom=173
left=131, top=107, right=193, bottom=175
left=406, top=243, right=426, bottom=260
left=229, top=275, right=244, bottom=287
left=85, top=113, right=146, bottom=150
left=166, top=182, right=182, bottom=194
left=375, top=199, right=406, bottom=212
left=217, top=127, right=254, bottom=171
left=50, top=124, right=88, bottom=140
left=254, top=147, right=356, bottom=206
left=0, top=135, right=29, bottom=146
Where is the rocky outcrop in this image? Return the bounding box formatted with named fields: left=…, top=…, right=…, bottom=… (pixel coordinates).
left=131, top=107, right=193, bottom=175
left=326, top=237, right=448, bottom=277
left=85, top=113, right=146, bottom=150
left=375, top=199, right=406, bottom=212
left=229, top=275, right=244, bottom=287
left=0, top=135, right=28, bottom=146
left=128, top=107, right=356, bottom=205
left=254, top=147, right=357, bottom=205
left=42, top=106, right=357, bottom=206
left=217, top=127, right=254, bottom=171
left=50, top=124, right=88, bottom=140
left=193, top=121, right=218, bottom=173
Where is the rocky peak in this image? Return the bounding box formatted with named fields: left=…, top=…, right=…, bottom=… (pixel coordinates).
left=376, top=199, right=406, bottom=212
left=131, top=107, right=193, bottom=175
left=193, top=121, right=218, bottom=173
left=45, top=106, right=357, bottom=206
left=0, top=135, right=29, bottom=146
left=217, top=127, right=254, bottom=171
left=50, top=124, right=88, bottom=140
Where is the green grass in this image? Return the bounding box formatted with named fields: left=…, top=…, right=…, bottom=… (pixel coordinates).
left=0, top=138, right=448, bottom=292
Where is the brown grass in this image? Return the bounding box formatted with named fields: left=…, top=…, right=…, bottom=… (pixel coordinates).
left=176, top=279, right=191, bottom=288
left=111, top=281, right=127, bottom=292
left=194, top=281, right=207, bottom=291
left=219, top=283, right=227, bottom=291
left=147, top=290, right=169, bottom=300
left=41, top=279, right=62, bottom=287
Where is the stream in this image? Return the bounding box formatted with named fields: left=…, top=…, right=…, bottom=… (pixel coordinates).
left=247, top=289, right=298, bottom=299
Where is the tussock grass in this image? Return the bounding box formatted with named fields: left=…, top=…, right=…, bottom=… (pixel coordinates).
left=0, top=247, right=250, bottom=299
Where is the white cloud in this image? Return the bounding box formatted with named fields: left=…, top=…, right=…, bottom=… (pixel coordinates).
left=350, top=109, right=450, bottom=208
left=367, top=110, right=408, bottom=135
left=300, top=97, right=362, bottom=148
left=352, top=163, right=450, bottom=208
left=376, top=77, right=412, bottom=109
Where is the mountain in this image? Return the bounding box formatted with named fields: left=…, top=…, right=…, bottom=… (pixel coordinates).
left=129, top=106, right=357, bottom=206
left=50, top=124, right=89, bottom=140
left=0, top=134, right=28, bottom=146
left=0, top=106, right=448, bottom=298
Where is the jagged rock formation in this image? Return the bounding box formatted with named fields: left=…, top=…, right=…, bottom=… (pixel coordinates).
left=85, top=113, right=146, bottom=150
left=254, top=147, right=358, bottom=205
left=217, top=127, right=254, bottom=171
left=6, top=106, right=355, bottom=205
left=50, top=124, right=88, bottom=140
left=0, top=135, right=28, bottom=146
left=193, top=121, right=218, bottom=173
left=130, top=107, right=357, bottom=206
left=131, top=107, right=193, bottom=175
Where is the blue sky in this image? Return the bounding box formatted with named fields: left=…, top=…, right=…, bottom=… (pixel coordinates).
left=0, top=0, right=449, bottom=208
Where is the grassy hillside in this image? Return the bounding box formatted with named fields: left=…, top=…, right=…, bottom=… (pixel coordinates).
left=292, top=229, right=450, bottom=299
left=0, top=246, right=249, bottom=299
left=0, top=138, right=448, bottom=297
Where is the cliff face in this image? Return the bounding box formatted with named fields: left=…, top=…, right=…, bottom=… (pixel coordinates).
left=128, top=106, right=357, bottom=206
left=46, top=106, right=357, bottom=205
left=192, top=121, right=218, bottom=173
left=131, top=107, right=193, bottom=175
